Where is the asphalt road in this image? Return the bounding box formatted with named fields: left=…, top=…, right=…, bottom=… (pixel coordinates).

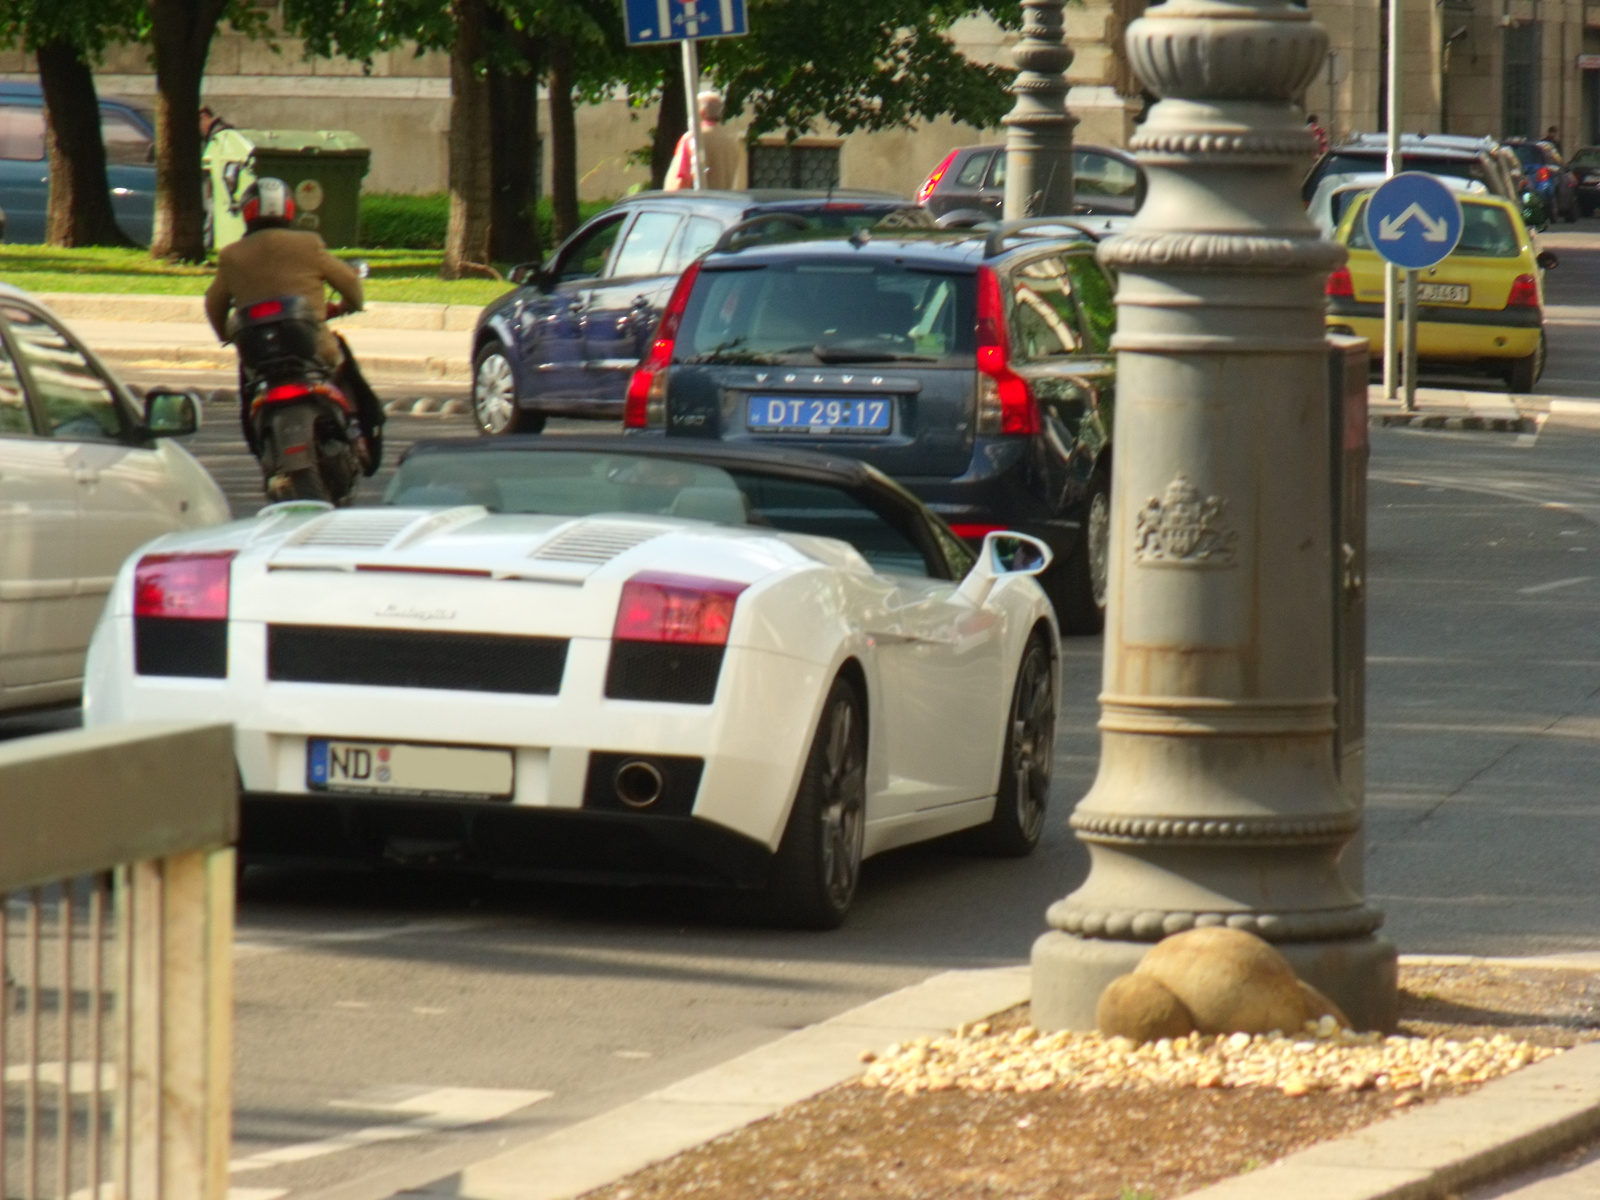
left=0, top=278, right=1594, bottom=1198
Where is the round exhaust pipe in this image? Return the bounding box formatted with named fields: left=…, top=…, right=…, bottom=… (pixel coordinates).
left=614, top=760, right=665, bottom=809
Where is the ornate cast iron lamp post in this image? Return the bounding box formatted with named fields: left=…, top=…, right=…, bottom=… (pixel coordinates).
left=1003, top=0, right=1076, bottom=220
left=1030, top=0, right=1398, bottom=1031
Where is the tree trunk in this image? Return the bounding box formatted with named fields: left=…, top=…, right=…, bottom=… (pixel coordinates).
left=651, top=60, right=687, bottom=190
left=443, top=0, right=494, bottom=279
left=488, top=22, right=542, bottom=266
left=38, top=40, right=132, bottom=248
left=547, top=33, right=580, bottom=244
left=149, top=0, right=227, bottom=262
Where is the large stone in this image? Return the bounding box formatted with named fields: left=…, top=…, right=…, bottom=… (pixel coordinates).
left=1096, top=972, right=1197, bottom=1041
left=1134, top=928, right=1316, bottom=1036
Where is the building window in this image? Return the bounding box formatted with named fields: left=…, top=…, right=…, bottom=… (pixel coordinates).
left=1503, top=22, right=1542, bottom=138
left=749, top=143, right=841, bottom=190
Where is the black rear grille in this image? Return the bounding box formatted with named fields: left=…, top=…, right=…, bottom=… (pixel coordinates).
left=135, top=617, right=227, bottom=678
left=605, top=642, right=725, bottom=704
left=268, top=625, right=567, bottom=695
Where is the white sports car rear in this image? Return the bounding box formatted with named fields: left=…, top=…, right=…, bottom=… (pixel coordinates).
left=84, top=438, right=1059, bottom=926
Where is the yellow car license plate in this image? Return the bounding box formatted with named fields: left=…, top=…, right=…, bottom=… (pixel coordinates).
left=1417, top=283, right=1469, bottom=303
left=307, top=739, right=514, bottom=799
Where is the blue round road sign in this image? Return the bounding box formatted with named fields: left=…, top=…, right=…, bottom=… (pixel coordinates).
left=1364, top=172, right=1464, bottom=270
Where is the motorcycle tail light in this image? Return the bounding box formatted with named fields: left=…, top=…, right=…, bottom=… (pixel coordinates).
left=247, top=300, right=284, bottom=320
left=262, top=382, right=314, bottom=403
left=974, top=265, right=1039, bottom=436
left=1506, top=273, right=1540, bottom=307
left=1325, top=266, right=1355, bottom=297
left=917, top=150, right=959, bottom=205
left=613, top=572, right=747, bottom=646
left=625, top=260, right=702, bottom=429
left=1536, top=166, right=1554, bottom=183
left=134, top=552, right=236, bottom=620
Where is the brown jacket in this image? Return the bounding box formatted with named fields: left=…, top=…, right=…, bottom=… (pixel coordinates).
left=204, top=227, right=364, bottom=366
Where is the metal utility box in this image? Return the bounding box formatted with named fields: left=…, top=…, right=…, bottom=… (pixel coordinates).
left=1328, top=333, right=1370, bottom=891
left=204, top=129, right=370, bottom=251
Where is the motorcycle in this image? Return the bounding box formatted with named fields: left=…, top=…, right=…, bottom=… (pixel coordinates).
left=230, top=285, right=372, bottom=505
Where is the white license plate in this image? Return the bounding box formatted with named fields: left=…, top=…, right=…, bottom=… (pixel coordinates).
left=307, top=739, right=514, bottom=799
left=1417, top=283, right=1469, bottom=304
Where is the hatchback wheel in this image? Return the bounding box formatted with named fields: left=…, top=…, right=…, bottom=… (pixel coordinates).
left=1505, top=333, right=1546, bottom=393
left=1050, top=469, right=1110, bottom=636
left=473, top=340, right=544, bottom=435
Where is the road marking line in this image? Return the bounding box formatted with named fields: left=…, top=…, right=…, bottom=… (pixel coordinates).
left=229, top=1086, right=550, bottom=1175
left=235, top=919, right=487, bottom=957
left=228, top=1190, right=290, bottom=1200
left=1519, top=576, right=1593, bottom=594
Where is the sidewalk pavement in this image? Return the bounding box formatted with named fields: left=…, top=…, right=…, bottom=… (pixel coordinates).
left=392, top=958, right=1600, bottom=1200
left=40, top=293, right=475, bottom=383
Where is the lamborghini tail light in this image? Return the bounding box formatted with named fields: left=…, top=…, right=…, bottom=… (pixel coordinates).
left=134, top=552, right=236, bottom=620
left=917, top=150, right=958, bottom=205
left=1506, top=273, right=1540, bottom=307
left=974, top=265, right=1039, bottom=436
left=613, top=572, right=748, bottom=645
left=625, top=260, right=703, bottom=429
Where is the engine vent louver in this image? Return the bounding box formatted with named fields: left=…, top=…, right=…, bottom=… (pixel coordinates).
left=290, top=511, right=422, bottom=550
left=533, top=523, right=662, bottom=565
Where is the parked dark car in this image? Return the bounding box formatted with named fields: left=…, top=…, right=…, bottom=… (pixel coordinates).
left=1566, top=144, right=1600, bottom=216
left=915, top=144, right=1145, bottom=222
left=1501, top=138, right=1578, bottom=223
left=623, top=220, right=1116, bottom=634
left=470, top=190, right=925, bottom=434
left=0, top=82, right=156, bottom=244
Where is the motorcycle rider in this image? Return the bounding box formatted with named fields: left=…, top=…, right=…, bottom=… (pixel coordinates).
left=203, top=177, right=385, bottom=472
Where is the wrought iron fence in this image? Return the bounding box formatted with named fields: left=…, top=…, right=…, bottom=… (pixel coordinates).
left=0, top=722, right=235, bottom=1200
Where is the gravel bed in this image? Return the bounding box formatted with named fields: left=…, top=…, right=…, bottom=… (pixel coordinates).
left=580, top=964, right=1600, bottom=1200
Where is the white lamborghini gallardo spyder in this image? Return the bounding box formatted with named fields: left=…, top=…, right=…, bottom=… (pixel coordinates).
left=84, top=438, right=1059, bottom=927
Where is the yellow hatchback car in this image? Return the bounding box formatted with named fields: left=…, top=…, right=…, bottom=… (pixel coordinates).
left=1325, top=191, right=1555, bottom=391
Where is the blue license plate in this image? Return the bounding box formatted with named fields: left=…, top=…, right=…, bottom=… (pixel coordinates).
left=746, top=396, right=892, bottom=434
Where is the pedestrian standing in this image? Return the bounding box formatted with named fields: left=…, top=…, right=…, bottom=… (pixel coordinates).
left=665, top=91, right=746, bottom=191
left=1307, top=112, right=1329, bottom=154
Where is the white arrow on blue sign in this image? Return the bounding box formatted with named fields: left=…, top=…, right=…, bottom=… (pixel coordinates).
left=1363, top=172, right=1464, bottom=270
left=623, top=0, right=748, bottom=45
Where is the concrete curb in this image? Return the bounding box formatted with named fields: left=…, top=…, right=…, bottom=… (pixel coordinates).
left=1373, top=413, right=1537, bottom=433
left=95, top=345, right=471, bottom=384
left=390, top=955, right=1600, bottom=1200
left=38, top=292, right=485, bottom=333
left=399, top=967, right=1031, bottom=1199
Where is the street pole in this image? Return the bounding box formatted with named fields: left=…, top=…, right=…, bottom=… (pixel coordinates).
left=1002, top=0, right=1076, bottom=221
left=1403, top=268, right=1419, bottom=409
left=1029, top=0, right=1398, bottom=1032
left=681, top=38, right=704, bottom=190
left=1383, top=0, right=1403, bottom=402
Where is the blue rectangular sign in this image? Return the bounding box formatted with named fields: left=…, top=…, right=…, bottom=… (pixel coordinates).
left=623, top=0, right=748, bottom=45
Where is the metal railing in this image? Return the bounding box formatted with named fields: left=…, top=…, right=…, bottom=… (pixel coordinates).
left=0, top=722, right=236, bottom=1200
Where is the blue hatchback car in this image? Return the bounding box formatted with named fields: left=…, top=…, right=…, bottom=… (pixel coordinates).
left=469, top=190, right=922, bottom=434
left=0, top=82, right=157, bottom=244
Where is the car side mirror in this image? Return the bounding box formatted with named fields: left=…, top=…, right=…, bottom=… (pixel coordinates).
left=956, top=531, right=1054, bottom=607
left=142, top=387, right=202, bottom=437
left=508, top=262, right=551, bottom=289
left=1537, top=249, right=1560, bottom=269
left=349, top=258, right=371, bottom=279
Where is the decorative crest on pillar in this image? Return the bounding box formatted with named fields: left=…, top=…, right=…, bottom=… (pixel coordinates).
left=1002, top=0, right=1077, bottom=220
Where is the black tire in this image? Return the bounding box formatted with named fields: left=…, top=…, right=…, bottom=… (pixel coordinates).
left=285, top=467, right=330, bottom=501
left=1048, top=469, right=1110, bottom=636
left=761, top=677, right=868, bottom=930
left=472, top=339, right=545, bottom=435
left=1504, top=333, right=1546, bottom=393
left=964, top=631, right=1056, bottom=857
left=1565, top=196, right=1580, bottom=224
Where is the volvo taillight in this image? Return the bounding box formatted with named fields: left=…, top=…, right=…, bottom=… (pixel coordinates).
left=625, top=260, right=703, bottom=429
left=1325, top=266, right=1355, bottom=298
left=613, top=572, right=747, bottom=645
left=134, top=552, right=236, bottom=620
left=1506, top=273, right=1540, bottom=307
left=916, top=150, right=959, bottom=206
left=974, top=265, right=1039, bottom=436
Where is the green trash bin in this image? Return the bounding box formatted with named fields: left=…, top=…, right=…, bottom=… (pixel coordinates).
left=204, top=129, right=370, bottom=251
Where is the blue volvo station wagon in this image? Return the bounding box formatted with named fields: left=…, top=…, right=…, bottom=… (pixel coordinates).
left=468, top=190, right=923, bottom=434
left=0, top=82, right=157, bottom=245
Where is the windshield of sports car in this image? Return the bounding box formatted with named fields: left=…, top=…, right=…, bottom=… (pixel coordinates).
left=677, top=261, right=976, bottom=366
left=383, top=449, right=941, bottom=576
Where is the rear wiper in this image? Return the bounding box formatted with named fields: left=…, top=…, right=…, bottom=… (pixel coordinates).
left=813, top=345, right=937, bottom=364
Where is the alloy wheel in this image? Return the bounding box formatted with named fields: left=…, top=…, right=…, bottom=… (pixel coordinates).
left=1009, top=644, right=1056, bottom=845
left=474, top=352, right=517, bottom=435
left=817, top=695, right=866, bottom=910
left=1086, top=489, right=1111, bottom=610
